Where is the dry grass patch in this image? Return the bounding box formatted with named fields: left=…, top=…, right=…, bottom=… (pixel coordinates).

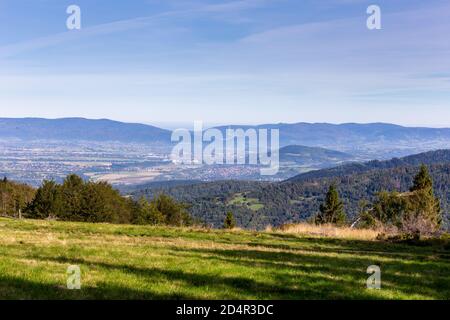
left=273, top=223, right=381, bottom=240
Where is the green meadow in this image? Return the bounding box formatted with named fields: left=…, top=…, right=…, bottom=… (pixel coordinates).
left=227, top=193, right=264, bottom=211
left=0, top=218, right=448, bottom=300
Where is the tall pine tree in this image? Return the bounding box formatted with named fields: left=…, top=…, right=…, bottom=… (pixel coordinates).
left=224, top=212, right=236, bottom=229
left=407, top=164, right=442, bottom=229
left=410, top=164, right=433, bottom=192
left=316, top=184, right=346, bottom=226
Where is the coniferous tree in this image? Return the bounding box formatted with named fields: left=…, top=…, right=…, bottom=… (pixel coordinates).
left=410, top=164, right=433, bottom=192
left=316, top=184, right=346, bottom=226
left=27, top=180, right=61, bottom=219
left=60, top=174, right=85, bottom=220
left=224, top=212, right=236, bottom=229
left=407, top=164, right=442, bottom=229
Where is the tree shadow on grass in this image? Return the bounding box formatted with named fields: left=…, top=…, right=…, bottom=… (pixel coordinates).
left=215, top=236, right=450, bottom=264
left=27, top=246, right=450, bottom=300
left=166, top=246, right=450, bottom=299
left=25, top=254, right=384, bottom=300
left=12, top=235, right=450, bottom=300
left=0, top=275, right=197, bottom=300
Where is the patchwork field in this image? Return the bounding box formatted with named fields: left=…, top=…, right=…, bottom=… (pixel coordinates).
left=0, top=218, right=449, bottom=300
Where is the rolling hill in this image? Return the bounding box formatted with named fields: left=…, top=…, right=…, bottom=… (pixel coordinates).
left=279, top=145, right=354, bottom=164
left=288, top=149, right=450, bottom=182
left=130, top=150, right=450, bottom=230
left=0, top=118, right=171, bottom=144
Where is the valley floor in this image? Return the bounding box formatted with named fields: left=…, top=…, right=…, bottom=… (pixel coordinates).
left=0, top=218, right=448, bottom=300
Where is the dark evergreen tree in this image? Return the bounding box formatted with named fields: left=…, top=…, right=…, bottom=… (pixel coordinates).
left=407, top=164, right=442, bottom=229
left=410, top=164, right=433, bottom=192
left=224, top=212, right=236, bottom=229
left=27, top=180, right=61, bottom=219
left=315, top=184, right=346, bottom=226
left=60, top=174, right=85, bottom=220
left=27, top=175, right=136, bottom=224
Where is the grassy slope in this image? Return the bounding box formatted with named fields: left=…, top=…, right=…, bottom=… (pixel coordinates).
left=0, top=218, right=449, bottom=300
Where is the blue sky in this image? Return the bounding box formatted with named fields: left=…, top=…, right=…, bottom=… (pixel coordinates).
left=0, top=0, right=449, bottom=127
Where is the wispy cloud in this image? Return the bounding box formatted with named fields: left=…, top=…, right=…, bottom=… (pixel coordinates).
left=1, top=0, right=449, bottom=126
left=235, top=2, right=450, bottom=74
left=202, top=0, right=274, bottom=12
left=0, top=0, right=274, bottom=59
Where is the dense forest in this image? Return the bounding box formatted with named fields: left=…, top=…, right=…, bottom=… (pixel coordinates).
left=288, top=149, right=450, bottom=181
left=131, top=150, right=450, bottom=229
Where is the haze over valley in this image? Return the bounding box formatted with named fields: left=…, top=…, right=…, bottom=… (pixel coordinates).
left=1, top=117, right=450, bottom=187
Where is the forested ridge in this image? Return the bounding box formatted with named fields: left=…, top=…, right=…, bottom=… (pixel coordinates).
left=289, top=149, right=450, bottom=181
left=131, top=150, right=450, bottom=229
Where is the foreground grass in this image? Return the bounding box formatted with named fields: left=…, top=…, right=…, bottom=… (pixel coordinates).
left=0, top=218, right=449, bottom=300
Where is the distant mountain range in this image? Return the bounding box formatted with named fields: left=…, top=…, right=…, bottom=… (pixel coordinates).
left=0, top=118, right=171, bottom=144
left=1, top=118, right=449, bottom=158
left=215, top=122, right=450, bottom=145
left=214, top=122, right=450, bottom=158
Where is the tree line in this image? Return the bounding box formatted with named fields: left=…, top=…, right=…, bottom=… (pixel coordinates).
left=0, top=177, right=35, bottom=218
left=1, top=174, right=192, bottom=227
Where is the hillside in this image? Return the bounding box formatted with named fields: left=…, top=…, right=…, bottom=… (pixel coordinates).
left=131, top=150, right=450, bottom=229
left=279, top=145, right=354, bottom=164
left=0, top=118, right=171, bottom=144
left=0, top=218, right=448, bottom=300
left=288, top=149, right=450, bottom=182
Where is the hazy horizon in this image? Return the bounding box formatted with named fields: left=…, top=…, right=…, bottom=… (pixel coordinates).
left=2, top=116, right=450, bottom=130
left=1, top=0, right=450, bottom=126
